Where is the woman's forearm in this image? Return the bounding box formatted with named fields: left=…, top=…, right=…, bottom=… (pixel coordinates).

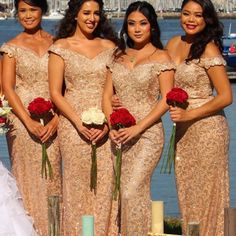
left=50, top=91, right=82, bottom=128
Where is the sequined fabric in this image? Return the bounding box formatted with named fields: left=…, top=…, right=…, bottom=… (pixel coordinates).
left=174, top=57, right=230, bottom=236
left=108, top=61, right=175, bottom=236
left=49, top=45, right=118, bottom=236
left=0, top=43, right=62, bottom=236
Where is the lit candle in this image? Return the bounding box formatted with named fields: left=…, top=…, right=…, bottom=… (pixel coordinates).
left=151, top=201, right=164, bottom=234
left=82, top=215, right=94, bottom=236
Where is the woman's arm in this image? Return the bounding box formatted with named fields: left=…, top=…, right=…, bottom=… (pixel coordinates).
left=102, top=70, right=120, bottom=144
left=48, top=52, right=92, bottom=140
left=102, top=70, right=114, bottom=128
left=2, top=53, right=45, bottom=138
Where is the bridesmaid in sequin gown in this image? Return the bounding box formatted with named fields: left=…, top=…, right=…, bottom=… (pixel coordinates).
left=1, top=1, right=61, bottom=235
left=1, top=64, right=36, bottom=236
left=166, top=0, right=232, bottom=235
left=48, top=1, right=118, bottom=235
left=103, top=2, right=175, bottom=235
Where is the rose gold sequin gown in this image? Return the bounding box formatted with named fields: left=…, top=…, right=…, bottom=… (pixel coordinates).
left=107, top=61, right=175, bottom=236
left=49, top=45, right=118, bottom=236
left=174, top=57, right=230, bottom=236
left=0, top=43, right=62, bottom=236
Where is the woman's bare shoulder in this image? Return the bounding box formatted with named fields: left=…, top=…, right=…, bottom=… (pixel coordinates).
left=203, top=42, right=222, bottom=58
left=53, top=38, right=70, bottom=48
left=165, top=35, right=181, bottom=49
left=151, top=48, right=172, bottom=63
left=98, top=38, right=116, bottom=49
left=5, top=33, right=24, bottom=46
left=41, top=30, right=52, bottom=39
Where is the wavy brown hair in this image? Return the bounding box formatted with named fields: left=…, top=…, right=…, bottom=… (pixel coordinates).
left=181, top=0, right=224, bottom=62
left=55, top=0, right=118, bottom=44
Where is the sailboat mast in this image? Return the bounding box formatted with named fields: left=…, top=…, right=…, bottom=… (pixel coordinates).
left=117, top=0, right=121, bottom=18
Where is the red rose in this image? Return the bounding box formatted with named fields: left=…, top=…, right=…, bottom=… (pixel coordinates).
left=28, top=97, right=53, bottom=117
left=0, top=117, right=6, bottom=124
left=110, top=108, right=136, bottom=129
left=166, top=87, right=188, bottom=106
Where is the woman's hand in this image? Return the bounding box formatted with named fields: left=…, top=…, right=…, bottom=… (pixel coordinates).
left=169, top=106, right=194, bottom=122
left=25, top=118, right=45, bottom=139
left=116, top=124, right=142, bottom=144
left=76, top=122, right=92, bottom=141
left=40, top=114, right=59, bottom=143
left=109, top=129, right=120, bottom=145
left=90, top=124, right=109, bottom=143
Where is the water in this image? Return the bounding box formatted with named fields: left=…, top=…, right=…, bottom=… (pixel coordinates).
left=0, top=18, right=235, bottom=217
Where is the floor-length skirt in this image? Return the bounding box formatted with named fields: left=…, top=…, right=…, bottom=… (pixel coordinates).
left=175, top=113, right=230, bottom=236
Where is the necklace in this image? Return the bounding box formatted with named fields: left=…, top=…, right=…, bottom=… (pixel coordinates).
left=129, top=56, right=136, bottom=63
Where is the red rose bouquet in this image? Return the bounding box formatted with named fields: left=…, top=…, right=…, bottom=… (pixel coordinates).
left=81, top=107, right=107, bottom=194
left=28, top=97, right=53, bottom=179
left=0, top=95, right=12, bottom=135
left=110, top=108, right=136, bottom=200
left=161, top=88, right=188, bottom=174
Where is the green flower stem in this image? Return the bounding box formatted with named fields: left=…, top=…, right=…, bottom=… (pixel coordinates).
left=41, top=143, right=47, bottom=178
left=113, top=143, right=122, bottom=201
left=40, top=118, right=53, bottom=179
left=160, top=123, right=176, bottom=174
left=90, top=143, right=97, bottom=194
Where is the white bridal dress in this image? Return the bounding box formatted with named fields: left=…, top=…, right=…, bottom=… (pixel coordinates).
left=0, top=161, right=37, bottom=236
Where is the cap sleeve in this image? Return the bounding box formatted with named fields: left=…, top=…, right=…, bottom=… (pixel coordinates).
left=199, top=56, right=226, bottom=69
left=151, top=61, right=176, bottom=76
left=0, top=43, right=17, bottom=58
left=106, top=59, right=115, bottom=73
left=48, top=44, right=67, bottom=60
left=105, top=48, right=116, bottom=73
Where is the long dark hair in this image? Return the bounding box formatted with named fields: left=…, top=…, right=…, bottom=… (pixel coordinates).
left=115, top=1, right=163, bottom=58
left=181, top=0, right=224, bottom=62
left=14, top=0, right=48, bottom=15
left=55, top=0, right=118, bottom=44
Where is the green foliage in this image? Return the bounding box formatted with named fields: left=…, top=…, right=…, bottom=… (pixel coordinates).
left=164, top=217, right=182, bottom=235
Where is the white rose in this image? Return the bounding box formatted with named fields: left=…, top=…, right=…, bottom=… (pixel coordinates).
left=0, top=107, right=11, bottom=116
left=81, top=110, right=93, bottom=125
left=81, top=107, right=106, bottom=125
left=2, top=99, right=9, bottom=107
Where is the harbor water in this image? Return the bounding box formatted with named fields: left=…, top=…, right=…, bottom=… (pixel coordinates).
left=0, top=18, right=235, bottom=217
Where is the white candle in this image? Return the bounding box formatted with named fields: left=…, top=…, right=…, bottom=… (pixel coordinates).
left=151, top=201, right=164, bottom=233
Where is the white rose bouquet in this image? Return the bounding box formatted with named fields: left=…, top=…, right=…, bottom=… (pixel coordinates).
left=81, top=107, right=107, bottom=194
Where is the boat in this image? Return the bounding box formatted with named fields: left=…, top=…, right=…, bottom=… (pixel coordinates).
left=42, top=10, right=64, bottom=20
left=223, top=38, right=236, bottom=68
left=222, top=24, right=236, bottom=68
left=0, top=15, right=7, bottom=20
left=43, top=0, right=64, bottom=20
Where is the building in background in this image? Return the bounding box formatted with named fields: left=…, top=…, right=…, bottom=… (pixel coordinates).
left=0, top=0, right=236, bottom=16
left=103, top=0, right=236, bottom=13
